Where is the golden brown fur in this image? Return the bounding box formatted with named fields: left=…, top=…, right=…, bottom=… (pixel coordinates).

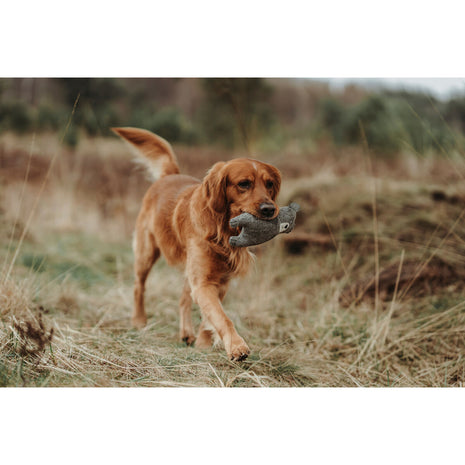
left=113, top=127, right=281, bottom=361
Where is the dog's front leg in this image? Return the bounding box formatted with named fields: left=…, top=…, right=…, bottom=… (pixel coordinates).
left=191, top=284, right=250, bottom=361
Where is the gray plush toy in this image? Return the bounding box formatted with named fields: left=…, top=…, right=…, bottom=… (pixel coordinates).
left=229, top=202, right=300, bottom=247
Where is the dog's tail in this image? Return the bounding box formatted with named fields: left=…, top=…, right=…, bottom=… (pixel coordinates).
left=112, top=127, right=180, bottom=180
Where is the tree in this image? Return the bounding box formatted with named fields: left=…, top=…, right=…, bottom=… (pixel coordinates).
left=198, top=78, right=273, bottom=150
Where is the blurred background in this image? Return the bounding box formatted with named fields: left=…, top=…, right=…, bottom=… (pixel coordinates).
left=1, top=77, right=464, bottom=154
left=2, top=77, right=465, bottom=238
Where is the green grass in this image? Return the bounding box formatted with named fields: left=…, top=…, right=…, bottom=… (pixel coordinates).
left=18, top=233, right=131, bottom=287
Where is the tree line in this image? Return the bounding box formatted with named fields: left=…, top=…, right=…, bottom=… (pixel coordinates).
left=0, top=78, right=464, bottom=155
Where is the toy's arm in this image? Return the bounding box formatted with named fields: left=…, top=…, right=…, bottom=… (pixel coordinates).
left=229, top=213, right=251, bottom=229
left=229, top=213, right=251, bottom=247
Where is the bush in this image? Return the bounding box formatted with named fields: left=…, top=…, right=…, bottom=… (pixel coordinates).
left=58, top=78, right=125, bottom=137
left=316, top=92, right=462, bottom=156
left=342, top=95, right=404, bottom=154
left=386, top=94, right=458, bottom=155
left=62, top=125, right=79, bottom=148
left=36, top=103, right=64, bottom=131
left=59, top=78, right=125, bottom=108
left=78, top=104, right=119, bottom=137
left=128, top=106, right=199, bottom=144
left=149, top=107, right=184, bottom=141
left=197, top=78, right=274, bottom=148
left=0, top=101, right=34, bottom=133
left=444, top=97, right=465, bottom=133
left=317, top=98, right=346, bottom=144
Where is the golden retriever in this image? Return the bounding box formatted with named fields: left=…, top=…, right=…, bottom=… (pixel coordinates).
left=113, top=127, right=281, bottom=361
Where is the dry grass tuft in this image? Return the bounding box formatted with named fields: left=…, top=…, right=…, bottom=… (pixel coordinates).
left=11, top=311, right=54, bottom=359
left=0, top=278, right=31, bottom=319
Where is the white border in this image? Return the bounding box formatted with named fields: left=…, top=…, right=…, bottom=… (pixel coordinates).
left=1, top=1, right=465, bottom=77
left=1, top=388, right=464, bottom=464
left=1, top=3, right=464, bottom=464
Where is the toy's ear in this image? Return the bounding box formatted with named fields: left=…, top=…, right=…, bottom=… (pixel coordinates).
left=289, top=202, right=300, bottom=212
left=267, top=165, right=282, bottom=200
left=202, top=162, right=228, bottom=213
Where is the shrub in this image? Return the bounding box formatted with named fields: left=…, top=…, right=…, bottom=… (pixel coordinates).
left=36, top=103, right=64, bottom=131
left=386, top=93, right=458, bottom=155
left=317, top=98, right=346, bottom=144
left=58, top=78, right=124, bottom=137
left=315, top=92, right=462, bottom=156
left=0, top=101, right=34, bottom=133
left=78, top=104, right=119, bottom=137
left=444, top=97, right=465, bottom=133
left=342, top=95, right=404, bottom=154
left=62, top=125, right=79, bottom=148
left=148, top=107, right=184, bottom=141
left=197, top=78, right=274, bottom=148
left=128, top=106, right=199, bottom=144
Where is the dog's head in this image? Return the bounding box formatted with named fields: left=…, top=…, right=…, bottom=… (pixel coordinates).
left=203, top=158, right=281, bottom=221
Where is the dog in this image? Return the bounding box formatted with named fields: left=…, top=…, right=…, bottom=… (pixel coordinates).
left=112, top=127, right=281, bottom=361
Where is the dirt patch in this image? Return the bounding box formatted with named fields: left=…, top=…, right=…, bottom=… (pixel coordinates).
left=0, top=147, right=51, bottom=183
left=431, top=189, right=465, bottom=205
left=339, top=257, right=465, bottom=307
left=283, top=232, right=333, bottom=254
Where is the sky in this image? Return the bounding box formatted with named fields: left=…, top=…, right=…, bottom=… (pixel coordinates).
left=324, top=78, right=465, bottom=100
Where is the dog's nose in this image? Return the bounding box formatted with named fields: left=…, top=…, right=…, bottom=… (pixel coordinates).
left=259, top=203, right=276, bottom=218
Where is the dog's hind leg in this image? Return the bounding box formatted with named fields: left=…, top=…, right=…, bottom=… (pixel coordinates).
left=195, top=284, right=228, bottom=349
left=179, top=279, right=195, bottom=345
left=133, top=229, right=160, bottom=329
left=195, top=319, right=214, bottom=349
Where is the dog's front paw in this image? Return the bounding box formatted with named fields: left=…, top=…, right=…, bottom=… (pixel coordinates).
left=132, top=315, right=147, bottom=329
left=227, top=337, right=250, bottom=362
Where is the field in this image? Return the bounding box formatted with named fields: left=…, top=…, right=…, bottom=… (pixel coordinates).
left=1, top=130, right=465, bottom=387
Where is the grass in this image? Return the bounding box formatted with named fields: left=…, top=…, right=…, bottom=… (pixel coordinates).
left=1, top=132, right=465, bottom=387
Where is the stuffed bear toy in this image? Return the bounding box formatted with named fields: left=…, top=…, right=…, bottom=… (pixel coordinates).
left=229, top=202, right=300, bottom=247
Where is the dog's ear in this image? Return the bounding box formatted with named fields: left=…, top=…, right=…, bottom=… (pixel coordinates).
left=203, top=162, right=228, bottom=213
left=267, top=164, right=282, bottom=200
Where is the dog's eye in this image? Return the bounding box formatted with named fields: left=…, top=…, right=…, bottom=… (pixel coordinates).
left=238, top=180, right=252, bottom=189
left=266, top=180, right=274, bottom=190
